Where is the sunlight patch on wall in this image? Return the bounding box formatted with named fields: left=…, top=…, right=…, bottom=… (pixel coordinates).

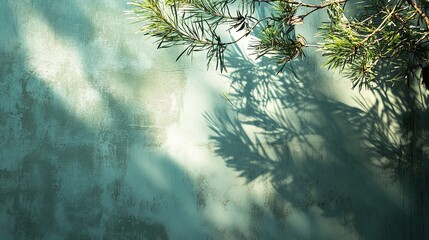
left=81, top=0, right=154, bottom=71
left=161, top=68, right=247, bottom=231
left=19, top=9, right=109, bottom=128
left=164, top=69, right=227, bottom=167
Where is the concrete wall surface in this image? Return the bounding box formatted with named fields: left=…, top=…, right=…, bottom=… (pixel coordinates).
left=0, top=0, right=428, bottom=239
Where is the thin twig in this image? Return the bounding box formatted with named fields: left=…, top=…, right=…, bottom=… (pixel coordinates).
left=407, top=0, right=429, bottom=41
left=361, top=4, right=397, bottom=43
left=282, top=0, right=348, bottom=9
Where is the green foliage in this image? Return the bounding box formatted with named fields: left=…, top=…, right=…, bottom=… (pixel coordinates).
left=320, top=0, right=429, bottom=88
left=128, top=0, right=429, bottom=89
left=128, top=0, right=229, bottom=71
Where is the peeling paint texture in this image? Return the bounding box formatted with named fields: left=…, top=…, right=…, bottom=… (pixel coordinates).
left=0, top=0, right=428, bottom=239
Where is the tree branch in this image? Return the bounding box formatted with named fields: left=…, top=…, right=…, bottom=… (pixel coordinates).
left=407, top=0, right=429, bottom=41
left=283, top=0, right=348, bottom=9
left=361, top=4, right=397, bottom=43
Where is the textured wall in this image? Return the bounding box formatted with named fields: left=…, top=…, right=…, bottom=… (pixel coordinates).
left=0, top=0, right=428, bottom=239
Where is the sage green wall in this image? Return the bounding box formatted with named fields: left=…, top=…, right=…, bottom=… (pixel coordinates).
left=0, top=0, right=428, bottom=239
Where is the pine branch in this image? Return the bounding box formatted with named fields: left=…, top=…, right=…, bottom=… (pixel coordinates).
left=128, top=0, right=429, bottom=89
left=407, top=0, right=429, bottom=41
left=129, top=0, right=234, bottom=71
left=260, top=0, right=348, bottom=9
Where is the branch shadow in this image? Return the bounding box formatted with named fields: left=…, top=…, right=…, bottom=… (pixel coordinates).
left=205, top=44, right=429, bottom=239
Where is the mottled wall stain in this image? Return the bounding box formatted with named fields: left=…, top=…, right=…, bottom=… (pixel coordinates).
left=0, top=0, right=428, bottom=239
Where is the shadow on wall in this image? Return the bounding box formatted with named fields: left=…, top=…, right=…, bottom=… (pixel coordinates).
left=1, top=0, right=428, bottom=239
left=0, top=1, right=192, bottom=239
left=205, top=44, right=429, bottom=239
left=30, top=0, right=95, bottom=43
left=0, top=40, right=172, bottom=240
left=2, top=1, right=281, bottom=239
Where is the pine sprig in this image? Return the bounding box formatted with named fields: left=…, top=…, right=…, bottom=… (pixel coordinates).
left=320, top=0, right=429, bottom=89
left=128, top=0, right=429, bottom=89
left=129, top=0, right=262, bottom=72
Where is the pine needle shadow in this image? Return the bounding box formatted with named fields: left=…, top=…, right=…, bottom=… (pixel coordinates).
left=205, top=43, right=429, bottom=238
